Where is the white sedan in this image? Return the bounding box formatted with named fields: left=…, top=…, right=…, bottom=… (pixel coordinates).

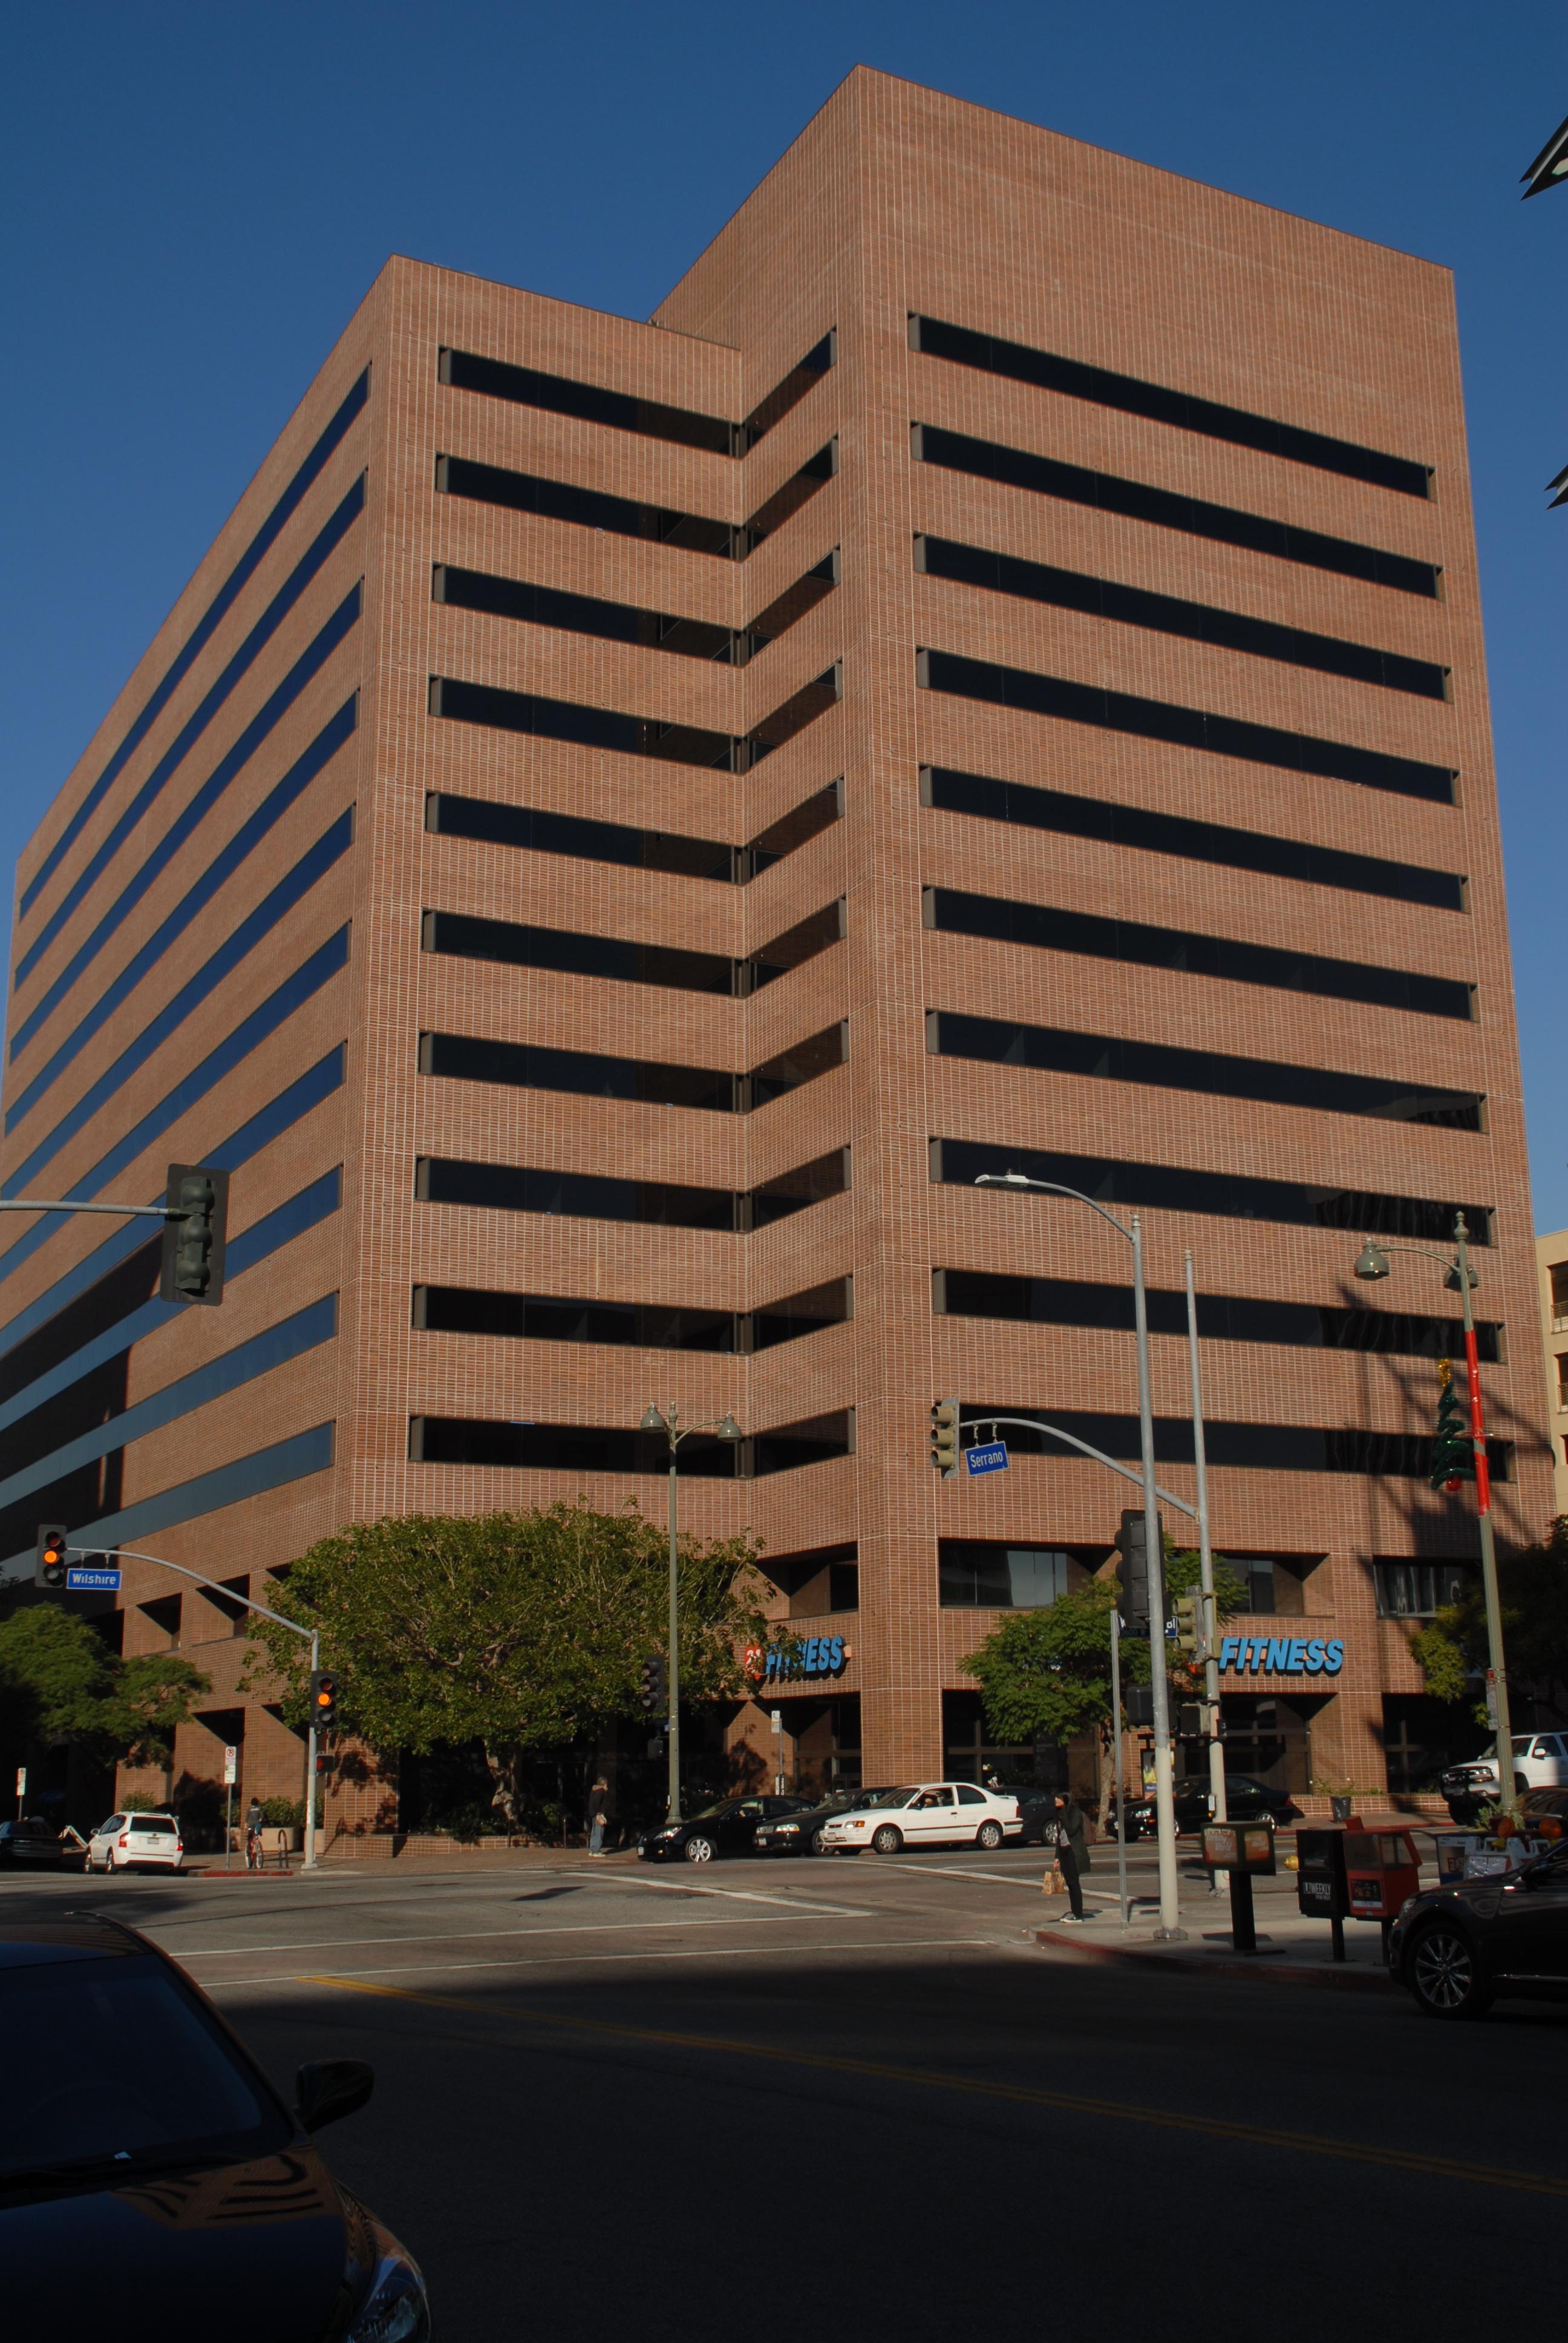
left=822, top=1781, right=1022, bottom=1855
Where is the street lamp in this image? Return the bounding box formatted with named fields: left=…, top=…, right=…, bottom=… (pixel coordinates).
left=1353, top=1214, right=1516, bottom=1807
left=639, top=1403, right=743, bottom=1824
left=975, top=1173, right=1184, bottom=1939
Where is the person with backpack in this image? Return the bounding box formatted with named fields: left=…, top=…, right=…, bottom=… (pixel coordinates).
left=1053, top=1791, right=1091, bottom=1922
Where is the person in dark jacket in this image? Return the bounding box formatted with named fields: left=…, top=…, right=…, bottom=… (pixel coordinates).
left=1054, top=1792, right=1091, bottom=1922
left=587, top=1778, right=611, bottom=1857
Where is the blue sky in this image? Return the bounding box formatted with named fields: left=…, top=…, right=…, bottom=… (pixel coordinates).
left=2, top=2, right=1564, bottom=1214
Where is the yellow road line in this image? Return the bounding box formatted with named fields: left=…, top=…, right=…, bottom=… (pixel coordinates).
left=302, top=1973, right=1568, bottom=2200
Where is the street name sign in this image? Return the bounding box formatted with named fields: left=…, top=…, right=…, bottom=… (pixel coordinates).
left=965, top=1441, right=1009, bottom=1476
left=66, top=1565, right=121, bottom=1591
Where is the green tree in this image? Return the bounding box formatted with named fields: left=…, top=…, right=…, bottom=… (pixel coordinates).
left=962, top=1579, right=1151, bottom=1834
left=0, top=1605, right=208, bottom=1774
left=243, top=1502, right=770, bottom=1829
left=1412, top=1517, right=1568, bottom=1723
left=1163, top=1544, right=1249, bottom=1700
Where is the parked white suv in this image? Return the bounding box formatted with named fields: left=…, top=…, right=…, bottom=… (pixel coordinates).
left=86, top=1812, right=185, bottom=1873
left=822, top=1781, right=1022, bottom=1853
left=1440, top=1733, right=1568, bottom=1817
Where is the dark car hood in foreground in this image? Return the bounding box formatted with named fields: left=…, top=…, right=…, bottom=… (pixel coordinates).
left=4, top=2146, right=352, bottom=2342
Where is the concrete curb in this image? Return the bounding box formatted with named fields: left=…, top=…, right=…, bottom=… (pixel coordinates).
left=1034, top=1927, right=1395, bottom=1994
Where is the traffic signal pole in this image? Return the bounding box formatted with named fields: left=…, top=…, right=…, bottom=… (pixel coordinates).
left=1184, top=1252, right=1227, bottom=1832
left=1131, top=1218, right=1184, bottom=1941
left=65, top=1544, right=323, bottom=1869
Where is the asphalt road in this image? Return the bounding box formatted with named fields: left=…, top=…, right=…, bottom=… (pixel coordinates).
left=10, top=1846, right=1567, bottom=2340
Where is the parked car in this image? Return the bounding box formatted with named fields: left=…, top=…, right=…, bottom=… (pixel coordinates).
left=1390, top=1833, right=1568, bottom=2018
left=983, top=1783, right=1073, bottom=1847
left=0, top=1909, right=428, bottom=2341
left=86, top=1814, right=185, bottom=1875
left=821, top=1781, right=1022, bottom=1854
left=1521, top=1787, right=1568, bottom=1837
left=1442, top=1733, right=1568, bottom=1820
left=0, top=1818, right=87, bottom=1871
left=637, top=1794, right=815, bottom=1864
left=753, top=1787, right=893, bottom=1856
left=1109, top=1775, right=1300, bottom=1841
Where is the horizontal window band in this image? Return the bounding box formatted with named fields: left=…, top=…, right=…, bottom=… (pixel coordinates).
left=915, top=535, right=1447, bottom=699
left=0, top=1421, right=336, bottom=1583
left=436, top=440, right=836, bottom=561
left=918, top=648, right=1456, bottom=804
left=17, top=483, right=364, bottom=976
left=958, top=1402, right=1508, bottom=1482
left=439, top=330, right=834, bottom=457
left=938, top=1541, right=1093, bottom=1611
left=425, top=777, right=842, bottom=885
left=0, top=1167, right=341, bottom=1426
left=434, top=551, right=837, bottom=667
left=927, top=1010, right=1484, bottom=1132
left=430, top=663, right=841, bottom=773
left=935, top=1267, right=1499, bottom=1362
left=413, top=1274, right=851, bottom=1354
left=410, top=1406, right=854, bottom=1479
left=925, top=885, right=1472, bottom=1022
left=0, top=1044, right=345, bottom=1311
left=9, top=814, right=354, bottom=1192
left=909, top=315, right=1432, bottom=499
left=920, top=765, right=1463, bottom=914
left=0, top=1295, right=338, bottom=1516
left=934, top=1136, right=1491, bottom=1248
left=416, top=1146, right=849, bottom=1232
left=11, top=697, right=359, bottom=1099
left=912, top=425, right=1439, bottom=598
left=420, top=1020, right=847, bottom=1114
left=19, top=369, right=366, bottom=922
left=422, top=897, right=844, bottom=997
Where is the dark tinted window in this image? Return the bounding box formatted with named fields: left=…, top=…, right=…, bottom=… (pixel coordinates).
left=921, top=767, right=1463, bottom=914
left=916, top=536, right=1447, bottom=699
left=927, top=886, right=1472, bottom=1021
left=426, top=778, right=841, bottom=886
left=416, top=1146, right=848, bottom=1232
left=420, top=899, right=843, bottom=997
left=440, top=331, right=832, bottom=457
left=419, top=1022, right=846, bottom=1114
left=412, top=1274, right=848, bottom=1355
left=918, top=649, right=1456, bottom=805
left=436, top=442, right=836, bottom=560
left=928, top=1011, right=1483, bottom=1132
left=410, top=1404, right=852, bottom=1478
left=431, top=663, right=840, bottom=774
left=912, top=424, right=1440, bottom=596
left=962, top=1403, right=1508, bottom=1481
left=909, top=314, right=1432, bottom=497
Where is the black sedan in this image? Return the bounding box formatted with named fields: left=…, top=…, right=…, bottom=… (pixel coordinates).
left=1110, top=1774, right=1301, bottom=1840
left=637, top=1794, right=815, bottom=1864
left=1, top=1910, right=428, bottom=2342
left=0, top=1818, right=87, bottom=1870
left=753, top=1786, right=893, bottom=1856
left=1390, top=1833, right=1568, bottom=2018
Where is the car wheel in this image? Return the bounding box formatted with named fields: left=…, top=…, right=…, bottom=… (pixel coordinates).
left=809, top=1826, right=828, bottom=1856
left=1408, top=1921, right=1491, bottom=2019
left=975, top=1821, right=1004, bottom=1850
left=871, top=1824, right=904, bottom=1855
left=682, top=1836, right=715, bottom=1864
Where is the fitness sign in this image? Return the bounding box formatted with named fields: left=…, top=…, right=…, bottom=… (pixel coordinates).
left=1218, top=1633, right=1345, bottom=1677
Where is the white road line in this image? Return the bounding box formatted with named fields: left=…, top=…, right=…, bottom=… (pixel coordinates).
left=170, top=1913, right=866, bottom=1958
left=554, top=1869, right=874, bottom=1918
left=206, top=1935, right=1001, bottom=1984
left=875, top=1862, right=1056, bottom=1887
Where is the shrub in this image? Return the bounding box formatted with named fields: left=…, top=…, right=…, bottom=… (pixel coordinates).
left=261, top=1796, right=305, bottom=1827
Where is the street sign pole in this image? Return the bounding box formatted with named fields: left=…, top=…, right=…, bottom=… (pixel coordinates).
left=14, top=1766, right=25, bottom=1819
left=223, top=1744, right=237, bottom=1872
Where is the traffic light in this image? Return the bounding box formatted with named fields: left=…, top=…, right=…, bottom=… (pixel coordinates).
left=160, top=1164, right=230, bottom=1305
left=309, top=1670, right=339, bottom=1732
left=929, top=1397, right=959, bottom=1478
left=35, top=1524, right=69, bottom=1591
left=1430, top=1360, right=1474, bottom=1493
left=1125, top=1684, right=1154, bottom=1728
left=1117, top=1509, right=1161, bottom=1631
left=1174, top=1590, right=1203, bottom=1659
left=638, top=1654, right=668, bottom=1713
left=1176, top=1703, right=1205, bottom=1738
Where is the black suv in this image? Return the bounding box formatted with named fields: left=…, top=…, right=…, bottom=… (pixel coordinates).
left=1390, top=1835, right=1568, bottom=2018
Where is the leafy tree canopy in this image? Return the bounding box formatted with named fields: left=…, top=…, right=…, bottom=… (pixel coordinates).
left=243, top=1503, right=770, bottom=1825
left=1412, top=1518, right=1568, bottom=1722
left=0, top=1604, right=208, bottom=1768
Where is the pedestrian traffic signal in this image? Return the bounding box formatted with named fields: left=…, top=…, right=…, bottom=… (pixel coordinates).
left=1430, top=1360, right=1474, bottom=1493
left=1174, top=1590, right=1203, bottom=1659
left=309, top=1670, right=339, bottom=1732
left=929, top=1397, right=959, bottom=1478
left=160, top=1164, right=230, bottom=1305
left=34, top=1524, right=69, bottom=1591
left=638, top=1654, right=668, bottom=1713
left=1176, top=1703, right=1205, bottom=1738
left=1117, top=1510, right=1161, bottom=1631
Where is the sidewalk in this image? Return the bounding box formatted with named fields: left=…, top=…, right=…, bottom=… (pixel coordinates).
left=1034, top=1896, right=1398, bottom=1992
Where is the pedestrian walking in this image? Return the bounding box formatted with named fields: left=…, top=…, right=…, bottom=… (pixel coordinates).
left=244, top=1796, right=264, bottom=1871
left=1054, top=1790, right=1091, bottom=1922
left=587, top=1777, right=611, bottom=1857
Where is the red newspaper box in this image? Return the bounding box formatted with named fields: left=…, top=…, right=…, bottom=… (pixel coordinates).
left=1343, top=1829, right=1420, bottom=1950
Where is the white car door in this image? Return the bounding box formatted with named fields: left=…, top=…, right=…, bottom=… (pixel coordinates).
left=905, top=1786, right=958, bottom=1843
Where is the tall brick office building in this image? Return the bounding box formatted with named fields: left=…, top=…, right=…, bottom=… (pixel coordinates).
left=1, top=68, right=1552, bottom=1832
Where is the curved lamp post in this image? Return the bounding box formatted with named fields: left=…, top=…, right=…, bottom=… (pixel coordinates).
left=639, top=1404, right=742, bottom=1823
left=1353, top=1214, right=1515, bottom=1809
left=975, top=1173, right=1183, bottom=1939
